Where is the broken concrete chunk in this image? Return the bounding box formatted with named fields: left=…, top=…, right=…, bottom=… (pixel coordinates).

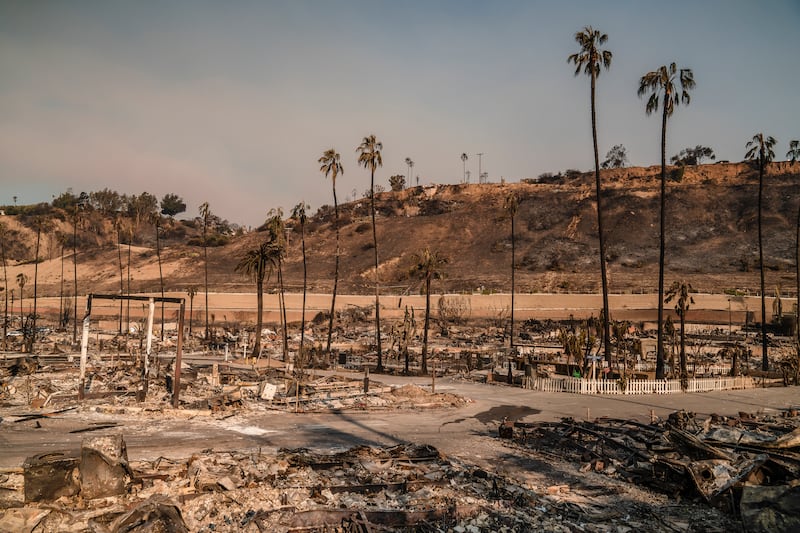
left=23, top=452, right=80, bottom=503
left=80, top=433, right=131, bottom=499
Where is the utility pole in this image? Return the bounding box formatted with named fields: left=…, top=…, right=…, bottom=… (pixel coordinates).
left=476, top=153, right=485, bottom=183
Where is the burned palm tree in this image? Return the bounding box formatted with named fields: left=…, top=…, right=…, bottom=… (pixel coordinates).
left=638, top=62, right=695, bottom=378
left=357, top=134, right=385, bottom=371
left=745, top=133, right=777, bottom=372
left=319, top=148, right=343, bottom=356
left=235, top=242, right=276, bottom=359
left=568, top=26, right=614, bottom=368
left=291, top=202, right=310, bottom=368
left=409, top=248, right=448, bottom=374
left=665, top=280, right=694, bottom=390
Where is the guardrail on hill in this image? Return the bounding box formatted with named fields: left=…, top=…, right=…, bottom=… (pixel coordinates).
left=522, top=375, right=755, bottom=395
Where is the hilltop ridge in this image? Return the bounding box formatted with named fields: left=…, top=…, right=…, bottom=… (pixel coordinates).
left=2, top=161, right=798, bottom=298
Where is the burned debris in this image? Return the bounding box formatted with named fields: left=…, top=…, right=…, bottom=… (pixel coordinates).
left=505, top=409, right=800, bottom=532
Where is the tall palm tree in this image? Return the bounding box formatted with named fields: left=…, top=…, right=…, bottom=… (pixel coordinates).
left=746, top=133, right=777, bottom=371
left=114, top=215, right=125, bottom=335
left=235, top=241, right=276, bottom=359
left=291, top=202, right=310, bottom=367
left=665, top=280, right=694, bottom=390
left=461, top=153, right=468, bottom=183
left=568, top=26, right=613, bottom=368
left=787, top=139, right=800, bottom=346
left=319, top=148, right=344, bottom=356
left=504, top=192, right=519, bottom=348
left=187, top=286, right=197, bottom=338
left=266, top=211, right=288, bottom=360
left=152, top=212, right=165, bottom=341
left=72, top=202, right=80, bottom=343
left=410, top=248, right=448, bottom=374
left=0, top=222, right=8, bottom=349
left=405, top=158, right=413, bottom=189
left=357, top=134, right=385, bottom=371
left=638, top=62, right=695, bottom=379
left=58, top=232, right=66, bottom=330
left=126, top=223, right=133, bottom=338
left=199, top=202, right=211, bottom=340
left=30, top=216, right=53, bottom=350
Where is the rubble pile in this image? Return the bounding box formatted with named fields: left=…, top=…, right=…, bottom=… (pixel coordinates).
left=0, top=438, right=676, bottom=533
left=1, top=356, right=468, bottom=415
left=508, top=409, right=800, bottom=532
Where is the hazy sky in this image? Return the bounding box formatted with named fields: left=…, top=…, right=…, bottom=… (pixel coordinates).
left=1, top=1, right=798, bottom=227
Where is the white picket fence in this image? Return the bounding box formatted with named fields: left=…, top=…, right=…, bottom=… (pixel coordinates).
left=633, top=363, right=732, bottom=375
left=523, top=375, right=755, bottom=395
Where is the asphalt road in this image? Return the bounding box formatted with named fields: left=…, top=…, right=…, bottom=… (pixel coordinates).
left=1, top=372, right=798, bottom=470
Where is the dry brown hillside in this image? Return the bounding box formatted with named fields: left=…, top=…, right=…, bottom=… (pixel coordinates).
left=2, top=162, right=799, bottom=297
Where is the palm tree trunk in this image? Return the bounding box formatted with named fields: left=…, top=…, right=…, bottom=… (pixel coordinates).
left=591, top=70, right=613, bottom=369
left=679, top=310, right=687, bottom=379
left=19, top=287, right=24, bottom=337
left=188, top=295, right=194, bottom=338
left=422, top=276, right=431, bottom=374
left=31, top=228, right=41, bottom=351
left=510, top=214, right=515, bottom=348
left=59, top=243, right=64, bottom=329
left=117, top=228, right=123, bottom=335
left=204, top=231, right=209, bottom=341
left=253, top=276, right=263, bottom=358
left=1, top=235, right=7, bottom=350
left=656, top=104, right=668, bottom=379
left=758, top=160, right=768, bottom=371
left=300, top=221, right=307, bottom=368
left=278, top=258, right=288, bottom=360
left=127, top=239, right=131, bottom=339
left=327, top=187, right=339, bottom=355
left=371, top=168, right=383, bottom=371
left=156, top=218, right=164, bottom=341
left=796, top=203, right=799, bottom=346
left=72, top=214, right=78, bottom=344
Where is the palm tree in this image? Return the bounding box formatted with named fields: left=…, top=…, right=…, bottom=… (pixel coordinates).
left=187, top=286, right=197, bottom=338
left=126, top=223, right=133, bottom=338
left=319, top=148, right=344, bottom=356
left=199, top=202, right=211, bottom=340
left=0, top=222, right=8, bottom=349
left=235, top=242, right=276, bottom=358
left=266, top=211, right=288, bottom=360
left=746, top=133, right=777, bottom=372
left=504, top=192, right=519, bottom=348
left=71, top=202, right=80, bottom=343
left=568, top=26, right=613, bottom=368
left=16, top=273, right=28, bottom=344
left=787, top=139, right=800, bottom=346
left=665, top=280, right=694, bottom=390
left=357, top=134, right=385, bottom=371
left=410, top=248, right=448, bottom=374
left=461, top=153, right=468, bottom=183
left=152, top=212, right=165, bottom=341
left=638, top=62, right=695, bottom=379
left=291, top=202, right=310, bottom=367
left=57, top=232, right=66, bottom=330
left=112, top=215, right=126, bottom=334
left=30, top=216, right=53, bottom=350
left=404, top=158, right=413, bottom=190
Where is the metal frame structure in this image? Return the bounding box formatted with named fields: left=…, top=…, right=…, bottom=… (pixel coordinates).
left=78, top=294, right=186, bottom=407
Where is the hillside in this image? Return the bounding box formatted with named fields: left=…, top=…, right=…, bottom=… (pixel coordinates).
left=1, top=161, right=799, bottom=298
